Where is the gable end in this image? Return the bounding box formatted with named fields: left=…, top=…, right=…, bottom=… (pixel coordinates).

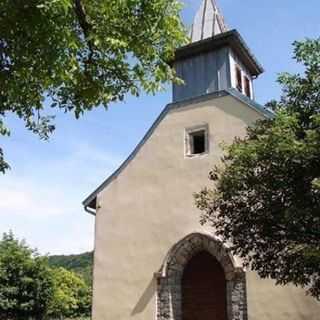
left=82, top=90, right=273, bottom=213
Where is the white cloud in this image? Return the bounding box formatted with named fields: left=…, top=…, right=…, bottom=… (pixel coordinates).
left=0, top=139, right=122, bottom=254
left=0, top=181, right=74, bottom=217
left=0, top=139, right=122, bottom=216
left=56, top=140, right=123, bottom=187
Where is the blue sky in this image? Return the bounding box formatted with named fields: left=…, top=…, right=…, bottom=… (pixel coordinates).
left=1, top=0, right=320, bottom=255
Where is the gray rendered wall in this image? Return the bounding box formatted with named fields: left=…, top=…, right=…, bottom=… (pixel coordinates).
left=173, top=46, right=231, bottom=102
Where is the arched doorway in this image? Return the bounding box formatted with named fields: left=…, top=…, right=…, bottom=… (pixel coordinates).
left=182, top=251, right=227, bottom=320
left=156, top=233, right=247, bottom=320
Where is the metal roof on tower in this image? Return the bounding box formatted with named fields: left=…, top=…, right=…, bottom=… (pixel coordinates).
left=190, top=0, right=228, bottom=43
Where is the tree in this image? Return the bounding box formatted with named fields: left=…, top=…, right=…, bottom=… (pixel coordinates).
left=195, top=39, right=320, bottom=299
left=48, top=251, right=93, bottom=287
left=48, top=267, right=91, bottom=319
left=0, top=232, right=54, bottom=320
left=0, top=231, right=92, bottom=319
left=0, top=0, right=187, bottom=172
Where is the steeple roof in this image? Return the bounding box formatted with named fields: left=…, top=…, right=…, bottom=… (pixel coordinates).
left=190, top=0, right=228, bottom=43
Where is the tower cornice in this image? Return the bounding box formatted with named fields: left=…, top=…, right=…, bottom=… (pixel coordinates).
left=173, top=30, right=264, bottom=77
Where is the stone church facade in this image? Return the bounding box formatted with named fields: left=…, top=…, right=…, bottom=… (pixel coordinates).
left=83, top=1, right=320, bottom=319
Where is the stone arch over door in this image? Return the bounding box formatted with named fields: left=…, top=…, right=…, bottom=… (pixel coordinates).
left=156, top=233, right=248, bottom=320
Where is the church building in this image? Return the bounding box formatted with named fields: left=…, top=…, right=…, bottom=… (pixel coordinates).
left=83, top=1, right=320, bottom=319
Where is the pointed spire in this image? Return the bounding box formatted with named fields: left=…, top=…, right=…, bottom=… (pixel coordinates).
left=190, top=0, right=228, bottom=43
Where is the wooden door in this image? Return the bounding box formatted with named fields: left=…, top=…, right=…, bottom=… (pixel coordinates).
left=182, top=251, right=227, bottom=320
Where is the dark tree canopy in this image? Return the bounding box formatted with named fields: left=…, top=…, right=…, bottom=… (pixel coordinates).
left=195, top=39, right=320, bottom=299
left=0, top=232, right=54, bottom=320
left=48, top=251, right=93, bottom=286
left=0, top=0, right=187, bottom=172
left=0, top=232, right=92, bottom=319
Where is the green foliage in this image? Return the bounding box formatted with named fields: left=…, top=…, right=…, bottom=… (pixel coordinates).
left=48, top=268, right=91, bottom=319
left=0, top=232, right=92, bottom=319
left=195, top=38, right=320, bottom=299
left=0, top=231, right=54, bottom=320
left=48, top=252, right=93, bottom=286
left=0, top=0, right=188, bottom=172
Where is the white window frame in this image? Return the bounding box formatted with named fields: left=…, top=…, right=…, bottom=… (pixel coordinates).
left=185, top=124, right=209, bottom=158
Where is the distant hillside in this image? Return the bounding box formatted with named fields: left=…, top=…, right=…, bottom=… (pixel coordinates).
left=48, top=251, right=93, bottom=286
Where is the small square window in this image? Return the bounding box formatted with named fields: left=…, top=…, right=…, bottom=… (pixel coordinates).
left=185, top=125, right=209, bottom=157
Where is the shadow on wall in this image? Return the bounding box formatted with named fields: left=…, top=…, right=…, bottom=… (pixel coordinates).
left=131, top=277, right=156, bottom=316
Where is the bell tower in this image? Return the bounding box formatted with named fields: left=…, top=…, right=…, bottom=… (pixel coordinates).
left=172, top=0, right=264, bottom=103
